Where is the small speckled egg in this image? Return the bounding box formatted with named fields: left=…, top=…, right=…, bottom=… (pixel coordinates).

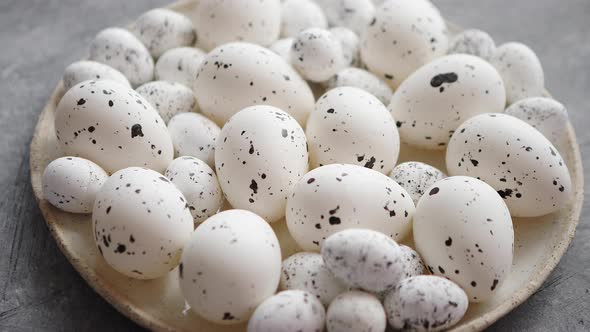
left=194, top=0, right=281, bottom=51
left=389, top=162, right=446, bottom=205
left=316, top=0, right=375, bottom=35
left=361, top=0, right=448, bottom=88
left=136, top=81, right=197, bottom=123
left=413, top=176, right=514, bottom=302
left=55, top=80, right=173, bottom=174
left=164, top=156, right=222, bottom=224
left=329, top=27, right=360, bottom=67
left=89, top=28, right=154, bottom=87
left=62, top=61, right=130, bottom=92
left=399, top=244, right=425, bottom=279
left=489, top=42, right=545, bottom=104
left=179, top=209, right=281, bottom=324
left=167, top=112, right=220, bottom=169
left=155, top=47, right=206, bottom=88
left=327, top=67, right=393, bottom=105
left=326, top=291, right=386, bottom=332
left=215, top=105, right=308, bottom=223
left=269, top=38, right=294, bottom=63
left=280, top=252, right=347, bottom=306
left=195, top=42, right=315, bottom=126
left=306, top=87, right=399, bottom=173
left=286, top=164, right=415, bottom=251
left=280, top=0, right=327, bottom=38
left=446, top=113, right=571, bottom=218
left=384, top=275, right=468, bottom=331
left=247, top=290, right=326, bottom=332
left=291, top=28, right=347, bottom=83
left=389, top=54, right=506, bottom=149
left=92, top=167, right=193, bottom=279
left=447, top=29, right=496, bottom=60
left=42, top=157, right=108, bottom=214
left=321, top=229, right=405, bottom=293
left=505, top=97, right=569, bottom=152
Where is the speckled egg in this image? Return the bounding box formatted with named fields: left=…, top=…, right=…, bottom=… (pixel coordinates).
left=306, top=87, right=399, bottom=173
left=130, top=8, right=195, bottom=58
left=447, top=29, right=496, bottom=60
left=286, top=164, right=415, bottom=251
left=179, top=209, right=282, bottom=324
left=330, top=27, right=360, bottom=67
left=194, top=0, right=281, bottom=51
left=280, top=0, right=327, bottom=38
left=291, top=28, right=347, bottom=83
left=316, top=0, right=375, bottom=35
left=321, top=229, right=405, bottom=293
left=505, top=97, right=569, bottom=152
left=92, top=167, right=193, bottom=279
left=280, top=252, right=348, bottom=306
left=446, top=113, right=571, bottom=218
left=89, top=27, right=154, bottom=87
left=361, top=0, right=448, bottom=88
left=384, top=275, right=468, bottom=331
left=55, top=80, right=173, bottom=174
left=215, top=105, right=308, bottom=223
left=167, top=112, right=220, bottom=169
left=489, top=42, right=545, bottom=104
left=413, top=176, right=514, bottom=302
left=136, top=81, right=197, bottom=123
left=42, top=157, right=108, bottom=214
left=247, top=290, right=326, bottom=332
left=155, top=47, right=206, bottom=88
left=399, top=244, right=425, bottom=279
left=326, top=67, right=393, bottom=105
left=389, top=54, right=506, bottom=149
left=269, top=38, right=294, bottom=63
left=194, top=42, right=315, bottom=126
left=164, top=156, right=222, bottom=224
left=326, top=291, right=386, bottom=332
left=62, top=61, right=130, bottom=92
left=389, top=162, right=446, bottom=205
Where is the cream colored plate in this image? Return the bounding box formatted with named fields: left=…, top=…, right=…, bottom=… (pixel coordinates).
left=30, top=1, right=584, bottom=331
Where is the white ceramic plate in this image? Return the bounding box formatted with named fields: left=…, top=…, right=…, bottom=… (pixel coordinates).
left=30, top=1, right=584, bottom=331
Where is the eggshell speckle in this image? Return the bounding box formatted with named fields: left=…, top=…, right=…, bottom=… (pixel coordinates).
left=63, top=61, right=130, bottom=92
left=155, top=47, right=206, bottom=88
left=389, top=161, right=446, bottom=205
left=167, top=112, right=220, bottom=169
left=329, top=27, right=360, bottom=67
left=327, top=67, right=393, bottom=105
left=280, top=0, right=327, bottom=38
left=291, top=28, right=347, bottom=83
left=447, top=29, right=496, bottom=60
left=315, top=0, right=375, bottom=35
left=131, top=8, right=195, bottom=58
left=136, top=81, right=197, bottom=123
left=326, top=291, right=386, bottom=332
left=399, top=244, right=426, bottom=279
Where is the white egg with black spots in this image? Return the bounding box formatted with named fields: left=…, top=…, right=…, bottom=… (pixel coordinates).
left=195, top=42, right=314, bottom=126
left=399, top=244, right=425, bottom=279
left=287, top=164, right=415, bottom=251
left=315, top=0, right=375, bottom=35
left=447, top=29, right=496, bottom=60
left=92, top=167, right=193, bottom=279
left=55, top=80, right=173, bottom=174
left=89, top=28, right=154, bottom=87
left=414, top=176, right=514, bottom=302
left=269, top=38, right=294, bottom=63
left=167, top=112, right=220, bottom=169
left=389, top=54, right=506, bottom=149
left=179, top=209, right=281, bottom=324
left=280, top=252, right=347, bottom=306
left=389, top=162, right=446, bottom=205
left=155, top=47, right=206, bottom=88
left=330, top=27, right=360, bottom=67
left=164, top=157, right=223, bottom=224
left=291, top=28, right=347, bottom=83
left=446, top=113, right=571, bottom=217
left=131, top=8, right=195, bottom=58
left=280, top=0, right=327, bottom=38
left=62, top=61, right=130, bottom=92
left=384, top=275, right=468, bottom=331
left=42, top=157, right=108, bottom=214
left=247, top=290, right=325, bottom=332
left=327, top=67, right=393, bottom=105
left=326, top=291, right=386, bottom=332
left=136, top=81, right=197, bottom=123
left=215, top=106, right=308, bottom=223
left=361, top=0, right=448, bottom=88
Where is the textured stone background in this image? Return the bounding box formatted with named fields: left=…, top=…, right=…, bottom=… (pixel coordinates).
left=0, top=0, right=588, bottom=331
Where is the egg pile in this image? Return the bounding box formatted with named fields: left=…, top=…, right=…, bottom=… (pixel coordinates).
left=42, top=0, right=573, bottom=331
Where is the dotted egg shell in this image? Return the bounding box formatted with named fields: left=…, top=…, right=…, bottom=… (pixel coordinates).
left=42, top=157, right=108, bottom=214
left=55, top=80, right=173, bottom=174
left=92, top=167, right=193, bottom=279
left=167, top=112, right=220, bottom=169
left=327, top=67, right=393, bottom=105
left=179, top=209, right=282, bottom=324
left=89, top=28, right=154, bottom=87
left=286, top=164, right=415, bottom=251
left=389, top=54, right=506, bottom=150
left=329, top=27, right=361, bottom=67
left=413, top=176, right=514, bottom=302
left=326, top=290, right=386, bottom=332
left=315, top=0, right=375, bottom=35
left=291, top=28, right=347, bottom=83
left=215, top=105, right=309, bottom=223
left=399, top=244, right=426, bottom=279
left=155, top=47, right=206, bottom=88
left=389, top=161, right=446, bottom=205
left=307, top=87, right=399, bottom=174
left=280, top=0, right=327, bottom=38
left=446, top=113, right=572, bottom=217
left=447, top=29, right=496, bottom=60
left=194, top=42, right=315, bottom=126
left=136, top=80, right=197, bottom=124
left=63, top=60, right=130, bottom=92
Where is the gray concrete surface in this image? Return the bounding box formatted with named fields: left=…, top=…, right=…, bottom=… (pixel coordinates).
left=0, top=0, right=588, bottom=331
